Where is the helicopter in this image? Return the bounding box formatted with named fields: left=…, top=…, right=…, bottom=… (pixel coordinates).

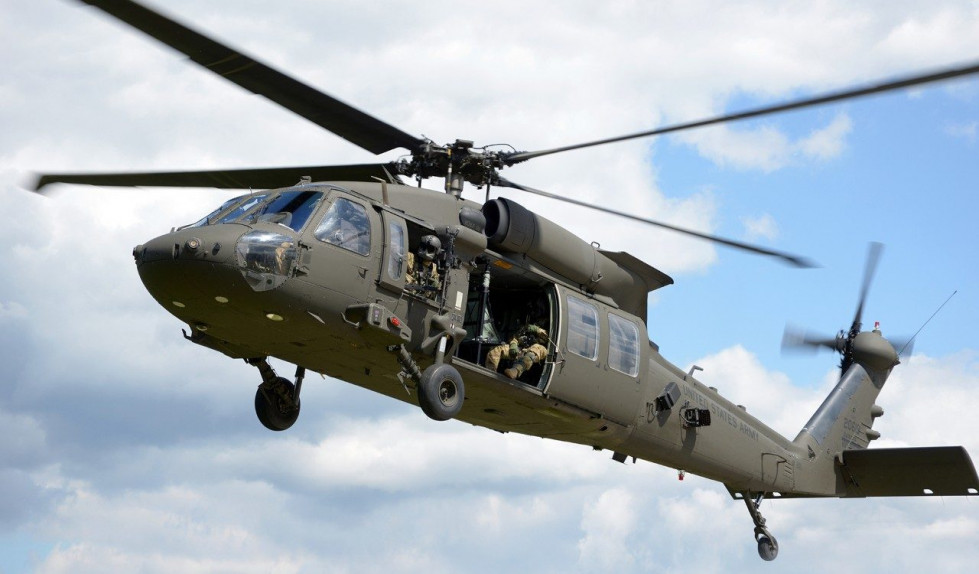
left=31, top=0, right=979, bottom=562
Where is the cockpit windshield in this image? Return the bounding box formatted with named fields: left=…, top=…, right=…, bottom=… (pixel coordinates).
left=216, top=194, right=269, bottom=225
left=185, top=195, right=251, bottom=228
left=248, top=190, right=323, bottom=231
left=185, top=189, right=324, bottom=232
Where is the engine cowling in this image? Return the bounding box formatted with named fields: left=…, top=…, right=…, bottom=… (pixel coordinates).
left=482, top=198, right=649, bottom=306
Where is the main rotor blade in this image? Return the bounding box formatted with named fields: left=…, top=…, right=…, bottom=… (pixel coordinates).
left=33, top=163, right=399, bottom=191
left=77, top=0, right=423, bottom=155
left=852, top=242, right=884, bottom=333
left=505, top=60, right=979, bottom=164
left=495, top=177, right=816, bottom=268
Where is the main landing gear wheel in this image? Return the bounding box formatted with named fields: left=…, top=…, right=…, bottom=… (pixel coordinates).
left=255, top=376, right=301, bottom=431
left=417, top=363, right=465, bottom=421
left=247, top=358, right=304, bottom=431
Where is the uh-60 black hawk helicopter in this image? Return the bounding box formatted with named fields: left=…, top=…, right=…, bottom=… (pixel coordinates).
left=35, top=0, right=979, bottom=562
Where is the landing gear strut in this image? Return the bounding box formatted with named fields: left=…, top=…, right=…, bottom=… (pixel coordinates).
left=743, top=492, right=779, bottom=561
left=248, top=358, right=303, bottom=431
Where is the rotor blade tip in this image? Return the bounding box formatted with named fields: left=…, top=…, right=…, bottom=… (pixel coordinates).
left=787, top=255, right=820, bottom=269
left=27, top=174, right=50, bottom=193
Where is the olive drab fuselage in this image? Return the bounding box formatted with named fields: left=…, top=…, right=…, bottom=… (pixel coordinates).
left=132, top=177, right=979, bottom=565
left=123, top=177, right=979, bottom=568
left=136, top=180, right=813, bottom=495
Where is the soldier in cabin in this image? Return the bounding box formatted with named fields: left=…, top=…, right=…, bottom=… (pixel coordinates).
left=405, top=234, right=441, bottom=294
left=484, top=316, right=549, bottom=379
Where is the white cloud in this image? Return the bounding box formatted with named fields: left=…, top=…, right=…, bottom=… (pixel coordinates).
left=677, top=113, right=852, bottom=172
left=873, top=351, right=979, bottom=450
left=742, top=213, right=779, bottom=241
left=684, top=125, right=792, bottom=171
left=577, top=488, right=638, bottom=570
left=796, top=113, right=853, bottom=160
left=32, top=481, right=309, bottom=574
left=878, top=7, right=979, bottom=64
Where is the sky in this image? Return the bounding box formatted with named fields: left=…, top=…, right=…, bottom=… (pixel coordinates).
left=1, top=0, right=979, bottom=572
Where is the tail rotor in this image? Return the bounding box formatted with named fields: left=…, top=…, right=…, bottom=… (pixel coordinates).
left=782, top=243, right=909, bottom=370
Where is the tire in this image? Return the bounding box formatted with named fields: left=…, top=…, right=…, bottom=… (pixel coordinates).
left=757, top=535, right=778, bottom=561
left=417, top=364, right=465, bottom=421
left=255, top=376, right=301, bottom=431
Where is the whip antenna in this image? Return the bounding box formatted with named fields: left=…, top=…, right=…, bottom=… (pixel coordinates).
left=898, top=290, right=957, bottom=357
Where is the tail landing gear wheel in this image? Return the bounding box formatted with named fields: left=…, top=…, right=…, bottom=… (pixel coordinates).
left=756, top=533, right=779, bottom=561
left=255, top=376, right=301, bottom=431
left=418, top=364, right=465, bottom=421
left=743, top=492, right=779, bottom=561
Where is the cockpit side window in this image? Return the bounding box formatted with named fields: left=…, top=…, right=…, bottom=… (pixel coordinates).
left=386, top=220, right=405, bottom=279
left=313, top=197, right=371, bottom=256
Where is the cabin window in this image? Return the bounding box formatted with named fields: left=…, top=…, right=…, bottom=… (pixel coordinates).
left=313, top=197, right=371, bottom=255
left=566, top=296, right=598, bottom=360
left=386, top=220, right=405, bottom=279
left=608, top=313, right=640, bottom=377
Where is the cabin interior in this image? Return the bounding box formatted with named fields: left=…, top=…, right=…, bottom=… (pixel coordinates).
left=455, top=257, right=557, bottom=389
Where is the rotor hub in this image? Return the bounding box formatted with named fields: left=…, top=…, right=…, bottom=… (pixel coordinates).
left=391, top=139, right=517, bottom=197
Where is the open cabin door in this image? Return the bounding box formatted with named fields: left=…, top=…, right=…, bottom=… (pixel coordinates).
left=455, top=260, right=557, bottom=391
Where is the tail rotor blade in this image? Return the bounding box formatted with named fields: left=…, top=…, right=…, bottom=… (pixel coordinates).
left=852, top=242, right=884, bottom=333
left=890, top=336, right=915, bottom=358
left=782, top=325, right=840, bottom=353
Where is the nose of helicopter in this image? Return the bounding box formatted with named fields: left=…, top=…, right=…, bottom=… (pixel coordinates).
left=133, top=224, right=251, bottom=324
left=132, top=222, right=312, bottom=347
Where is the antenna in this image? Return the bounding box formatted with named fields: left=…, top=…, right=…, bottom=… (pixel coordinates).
left=897, top=290, right=957, bottom=357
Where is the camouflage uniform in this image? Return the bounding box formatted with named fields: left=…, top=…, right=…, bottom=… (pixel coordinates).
left=405, top=251, right=440, bottom=291
left=484, top=324, right=549, bottom=379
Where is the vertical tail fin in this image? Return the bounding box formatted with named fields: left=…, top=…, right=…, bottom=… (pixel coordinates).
left=795, top=329, right=897, bottom=452
left=791, top=329, right=899, bottom=494
left=795, top=362, right=884, bottom=453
